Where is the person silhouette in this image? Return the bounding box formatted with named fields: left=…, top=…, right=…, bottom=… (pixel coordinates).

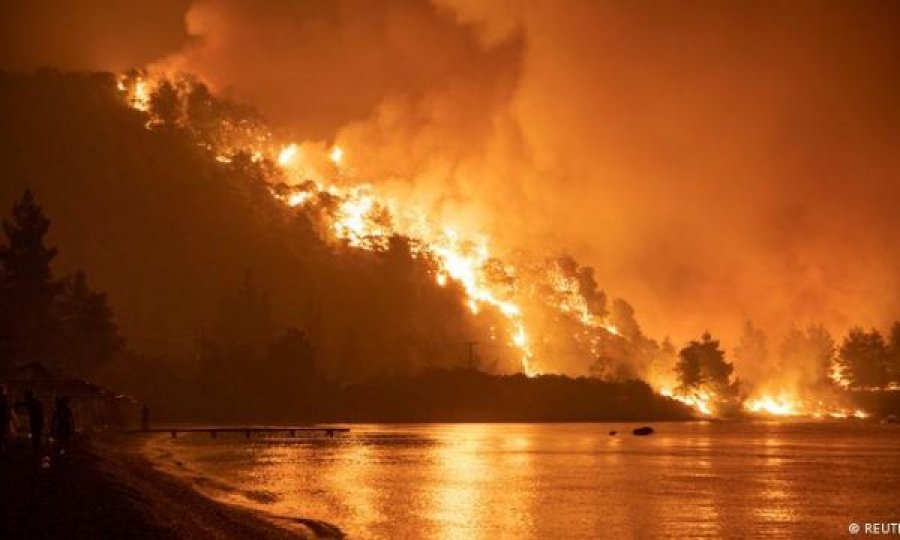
left=22, top=390, right=44, bottom=455
left=52, top=396, right=75, bottom=459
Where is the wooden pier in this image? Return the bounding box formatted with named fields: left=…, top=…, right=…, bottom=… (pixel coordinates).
left=140, top=426, right=350, bottom=439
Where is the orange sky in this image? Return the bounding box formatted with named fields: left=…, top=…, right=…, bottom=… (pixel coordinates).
left=3, top=0, right=899, bottom=347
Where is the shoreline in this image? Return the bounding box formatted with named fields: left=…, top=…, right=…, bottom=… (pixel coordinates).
left=1, top=434, right=342, bottom=539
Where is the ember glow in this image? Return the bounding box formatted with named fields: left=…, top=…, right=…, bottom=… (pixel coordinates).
left=743, top=391, right=870, bottom=419
left=117, top=74, right=150, bottom=112
left=660, top=387, right=713, bottom=416
left=744, top=394, right=798, bottom=416
left=277, top=143, right=298, bottom=166
left=329, top=146, right=344, bottom=166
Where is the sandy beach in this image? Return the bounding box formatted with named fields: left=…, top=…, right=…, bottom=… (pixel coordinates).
left=0, top=435, right=339, bottom=539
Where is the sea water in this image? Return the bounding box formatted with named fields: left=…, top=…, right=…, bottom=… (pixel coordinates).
left=147, top=421, right=900, bottom=538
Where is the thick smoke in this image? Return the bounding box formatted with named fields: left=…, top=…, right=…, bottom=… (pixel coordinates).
left=4, top=0, right=900, bottom=354
left=0, top=1, right=190, bottom=70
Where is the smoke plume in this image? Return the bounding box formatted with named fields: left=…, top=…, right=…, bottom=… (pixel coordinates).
left=4, top=0, right=900, bottom=351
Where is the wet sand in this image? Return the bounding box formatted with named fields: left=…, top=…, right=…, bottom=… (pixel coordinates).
left=0, top=435, right=339, bottom=539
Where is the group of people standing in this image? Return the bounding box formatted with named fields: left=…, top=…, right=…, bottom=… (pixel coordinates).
left=0, top=384, right=75, bottom=460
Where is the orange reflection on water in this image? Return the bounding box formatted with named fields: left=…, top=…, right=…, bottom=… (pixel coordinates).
left=431, top=425, right=489, bottom=539
left=326, top=439, right=381, bottom=531
left=155, top=423, right=898, bottom=538
left=752, top=431, right=796, bottom=528
left=429, top=424, right=535, bottom=539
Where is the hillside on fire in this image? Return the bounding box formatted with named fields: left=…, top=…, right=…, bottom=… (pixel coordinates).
left=2, top=70, right=899, bottom=422
left=0, top=70, right=699, bottom=421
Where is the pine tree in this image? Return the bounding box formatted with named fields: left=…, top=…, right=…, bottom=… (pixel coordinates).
left=676, top=332, right=737, bottom=397
left=0, top=189, right=122, bottom=375
left=0, top=189, right=62, bottom=367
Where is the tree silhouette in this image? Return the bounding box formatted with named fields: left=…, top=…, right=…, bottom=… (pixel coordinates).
left=806, top=323, right=837, bottom=388
left=56, top=271, right=123, bottom=375
left=838, top=328, right=889, bottom=389
left=0, top=189, right=62, bottom=367
left=0, top=189, right=121, bottom=375
left=886, top=322, right=900, bottom=386
left=676, top=332, right=738, bottom=399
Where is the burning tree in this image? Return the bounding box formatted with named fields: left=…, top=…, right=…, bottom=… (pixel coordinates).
left=675, top=332, right=740, bottom=414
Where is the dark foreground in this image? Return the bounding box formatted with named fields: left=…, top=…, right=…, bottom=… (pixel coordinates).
left=0, top=436, right=327, bottom=539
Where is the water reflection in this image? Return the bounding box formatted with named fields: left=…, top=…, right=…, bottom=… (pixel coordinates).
left=431, top=425, right=488, bottom=539
left=327, top=439, right=380, bottom=534
left=753, top=426, right=797, bottom=531
left=156, top=422, right=900, bottom=538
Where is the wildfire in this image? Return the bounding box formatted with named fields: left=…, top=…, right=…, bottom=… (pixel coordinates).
left=548, top=266, right=619, bottom=336
left=660, top=387, right=714, bottom=416
left=114, top=73, right=875, bottom=418
left=257, top=144, right=539, bottom=372
left=743, top=392, right=869, bottom=419
left=117, top=74, right=151, bottom=112
left=277, top=144, right=299, bottom=166
left=744, top=395, right=798, bottom=416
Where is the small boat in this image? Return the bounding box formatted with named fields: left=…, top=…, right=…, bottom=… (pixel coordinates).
left=632, top=426, right=654, bottom=436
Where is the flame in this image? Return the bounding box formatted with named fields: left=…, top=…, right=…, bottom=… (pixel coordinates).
left=278, top=144, right=298, bottom=166
left=744, top=395, right=798, bottom=416
left=117, top=74, right=153, bottom=114
left=268, top=176, right=536, bottom=373
left=286, top=191, right=311, bottom=207
left=744, top=391, right=870, bottom=419
left=548, top=266, right=618, bottom=335
left=330, top=145, right=344, bottom=166
left=133, top=80, right=150, bottom=111
left=660, top=387, right=713, bottom=415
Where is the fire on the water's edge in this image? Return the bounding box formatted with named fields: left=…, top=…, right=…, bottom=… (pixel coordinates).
left=116, top=73, right=869, bottom=420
